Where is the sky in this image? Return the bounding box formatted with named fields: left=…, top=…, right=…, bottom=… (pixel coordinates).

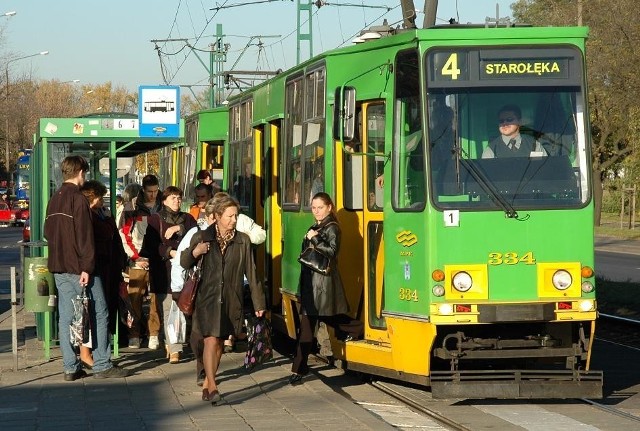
left=1, top=1, right=514, bottom=94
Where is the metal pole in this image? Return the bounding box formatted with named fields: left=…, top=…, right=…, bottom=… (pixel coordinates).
left=11, top=266, right=18, bottom=371
left=5, top=66, right=9, bottom=171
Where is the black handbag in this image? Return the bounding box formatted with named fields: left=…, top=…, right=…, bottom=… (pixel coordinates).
left=298, top=245, right=331, bottom=275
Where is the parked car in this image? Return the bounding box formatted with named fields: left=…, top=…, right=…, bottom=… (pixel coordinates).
left=0, top=202, right=16, bottom=226
left=22, top=218, right=30, bottom=242
left=13, top=206, right=28, bottom=226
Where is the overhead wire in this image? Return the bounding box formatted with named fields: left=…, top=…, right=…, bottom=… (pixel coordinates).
left=158, top=1, right=399, bottom=88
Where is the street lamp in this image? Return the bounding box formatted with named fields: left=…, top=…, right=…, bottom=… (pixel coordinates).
left=5, top=50, right=49, bottom=170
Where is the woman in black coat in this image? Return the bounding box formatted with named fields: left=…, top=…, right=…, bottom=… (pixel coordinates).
left=289, top=192, right=363, bottom=385
left=181, top=193, right=266, bottom=402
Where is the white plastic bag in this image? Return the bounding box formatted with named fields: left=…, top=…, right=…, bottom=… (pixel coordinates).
left=166, top=300, right=186, bottom=345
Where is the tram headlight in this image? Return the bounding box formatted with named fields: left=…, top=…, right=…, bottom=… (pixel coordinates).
left=432, top=285, right=445, bottom=297
left=452, top=271, right=472, bottom=292
left=552, top=270, right=572, bottom=290
left=438, top=303, right=453, bottom=315
left=578, top=299, right=595, bottom=312
left=581, top=281, right=594, bottom=293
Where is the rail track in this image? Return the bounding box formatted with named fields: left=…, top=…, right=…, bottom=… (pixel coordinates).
left=370, top=380, right=471, bottom=431
left=354, top=313, right=640, bottom=430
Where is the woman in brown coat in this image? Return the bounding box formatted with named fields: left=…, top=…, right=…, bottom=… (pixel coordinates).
left=181, top=193, right=266, bottom=402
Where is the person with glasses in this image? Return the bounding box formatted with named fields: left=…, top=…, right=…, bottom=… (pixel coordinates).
left=146, top=186, right=198, bottom=363
left=482, top=104, right=547, bottom=158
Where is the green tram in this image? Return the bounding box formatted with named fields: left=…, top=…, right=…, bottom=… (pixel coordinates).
left=161, top=107, right=228, bottom=199
left=215, top=25, right=601, bottom=398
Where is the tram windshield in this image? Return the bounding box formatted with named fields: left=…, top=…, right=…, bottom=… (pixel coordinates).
left=426, top=47, right=590, bottom=211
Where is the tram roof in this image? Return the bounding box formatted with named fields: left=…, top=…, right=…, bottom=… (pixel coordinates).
left=35, top=115, right=184, bottom=158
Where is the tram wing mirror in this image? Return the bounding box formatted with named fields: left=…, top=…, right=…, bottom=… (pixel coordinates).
left=333, top=86, right=356, bottom=143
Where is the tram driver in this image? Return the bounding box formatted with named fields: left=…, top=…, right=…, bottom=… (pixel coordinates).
left=482, top=104, right=547, bottom=159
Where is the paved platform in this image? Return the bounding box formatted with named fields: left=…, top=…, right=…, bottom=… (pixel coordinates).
left=0, top=307, right=397, bottom=431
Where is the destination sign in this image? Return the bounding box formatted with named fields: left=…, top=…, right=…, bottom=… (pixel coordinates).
left=480, top=59, right=568, bottom=79
left=427, top=46, right=581, bottom=87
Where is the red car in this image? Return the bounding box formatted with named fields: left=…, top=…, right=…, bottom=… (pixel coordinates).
left=0, top=202, right=28, bottom=227
left=0, top=202, right=16, bottom=226
left=22, top=218, right=30, bottom=242
left=14, top=206, right=29, bottom=226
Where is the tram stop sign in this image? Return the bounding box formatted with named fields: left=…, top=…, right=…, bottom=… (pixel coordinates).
left=138, top=85, right=180, bottom=138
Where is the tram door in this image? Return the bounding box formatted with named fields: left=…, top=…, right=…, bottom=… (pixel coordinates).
left=360, top=102, right=388, bottom=341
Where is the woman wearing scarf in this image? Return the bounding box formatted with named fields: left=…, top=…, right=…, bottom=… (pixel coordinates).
left=181, top=193, right=266, bottom=403
left=146, top=186, right=197, bottom=363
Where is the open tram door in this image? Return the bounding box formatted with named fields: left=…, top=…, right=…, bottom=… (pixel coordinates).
left=353, top=101, right=388, bottom=342
left=335, top=87, right=397, bottom=373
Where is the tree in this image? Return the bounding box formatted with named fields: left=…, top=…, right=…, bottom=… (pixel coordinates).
left=512, top=0, right=640, bottom=225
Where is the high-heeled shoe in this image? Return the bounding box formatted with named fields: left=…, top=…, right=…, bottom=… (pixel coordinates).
left=202, top=389, right=221, bottom=403
left=80, top=359, right=93, bottom=370
left=202, top=389, right=211, bottom=401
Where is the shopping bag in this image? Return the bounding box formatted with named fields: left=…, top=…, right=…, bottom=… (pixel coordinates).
left=166, top=300, right=186, bottom=345
left=244, top=316, right=273, bottom=371
left=70, top=293, right=90, bottom=347
left=118, top=280, right=136, bottom=329
left=81, top=293, right=92, bottom=348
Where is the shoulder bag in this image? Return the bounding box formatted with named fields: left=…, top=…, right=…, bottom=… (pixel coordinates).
left=177, top=258, right=203, bottom=316
left=298, top=245, right=331, bottom=275
left=297, top=221, right=336, bottom=275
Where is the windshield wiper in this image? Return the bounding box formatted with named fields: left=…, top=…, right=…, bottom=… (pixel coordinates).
left=453, top=148, right=518, bottom=219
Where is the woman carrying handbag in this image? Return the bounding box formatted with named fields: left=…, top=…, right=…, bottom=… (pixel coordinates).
left=181, top=193, right=266, bottom=403
left=289, top=192, right=363, bottom=385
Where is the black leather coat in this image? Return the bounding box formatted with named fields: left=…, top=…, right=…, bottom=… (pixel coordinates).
left=299, top=214, right=349, bottom=316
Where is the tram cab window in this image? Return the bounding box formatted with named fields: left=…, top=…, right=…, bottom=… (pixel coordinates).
left=429, top=86, right=588, bottom=210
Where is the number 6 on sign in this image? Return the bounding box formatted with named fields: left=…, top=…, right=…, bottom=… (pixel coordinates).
left=444, top=210, right=459, bottom=227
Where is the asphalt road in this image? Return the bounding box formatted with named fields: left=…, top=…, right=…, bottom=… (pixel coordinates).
left=0, top=226, right=28, bottom=315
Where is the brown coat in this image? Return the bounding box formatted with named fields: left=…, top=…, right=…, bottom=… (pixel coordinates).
left=181, top=225, right=265, bottom=337
left=44, top=182, right=95, bottom=275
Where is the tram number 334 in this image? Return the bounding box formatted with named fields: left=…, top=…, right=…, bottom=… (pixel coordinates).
left=399, top=288, right=419, bottom=301
left=488, top=252, right=536, bottom=265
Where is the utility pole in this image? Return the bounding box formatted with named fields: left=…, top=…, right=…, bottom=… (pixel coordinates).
left=212, top=24, right=227, bottom=107
left=296, top=0, right=313, bottom=64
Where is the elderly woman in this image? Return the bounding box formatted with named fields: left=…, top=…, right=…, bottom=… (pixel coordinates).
left=181, top=193, right=266, bottom=402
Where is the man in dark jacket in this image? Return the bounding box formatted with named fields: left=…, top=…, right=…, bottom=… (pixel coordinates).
left=44, top=155, right=129, bottom=381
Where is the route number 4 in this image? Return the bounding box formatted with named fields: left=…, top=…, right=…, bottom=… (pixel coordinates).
left=442, top=53, right=461, bottom=80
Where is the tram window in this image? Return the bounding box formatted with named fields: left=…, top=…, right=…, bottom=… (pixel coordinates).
left=343, top=107, right=363, bottom=211
left=283, top=77, right=304, bottom=207
left=282, top=67, right=327, bottom=208
left=366, top=104, right=385, bottom=211
left=302, top=122, right=324, bottom=206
